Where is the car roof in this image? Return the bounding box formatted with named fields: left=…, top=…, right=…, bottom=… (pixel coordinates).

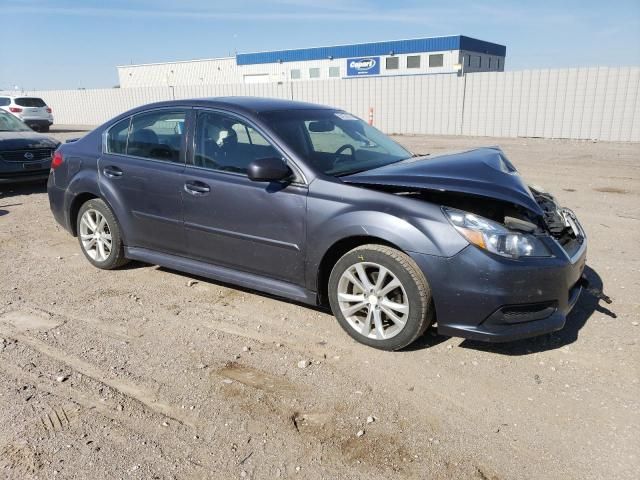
left=0, top=95, right=44, bottom=99
left=126, top=96, right=335, bottom=116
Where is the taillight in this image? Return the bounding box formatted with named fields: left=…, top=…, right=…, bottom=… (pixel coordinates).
left=46, top=107, right=52, bottom=113
left=51, top=151, right=64, bottom=170
left=9, top=107, right=22, bottom=113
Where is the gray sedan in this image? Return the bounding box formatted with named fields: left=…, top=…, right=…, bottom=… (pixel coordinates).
left=47, top=97, right=588, bottom=350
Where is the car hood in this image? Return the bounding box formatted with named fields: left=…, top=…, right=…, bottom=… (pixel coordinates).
left=342, top=147, right=543, bottom=216
left=0, top=131, right=60, bottom=151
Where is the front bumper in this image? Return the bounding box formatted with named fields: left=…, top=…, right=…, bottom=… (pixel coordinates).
left=410, top=229, right=587, bottom=343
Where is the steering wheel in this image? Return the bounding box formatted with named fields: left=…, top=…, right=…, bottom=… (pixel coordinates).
left=333, top=144, right=356, bottom=166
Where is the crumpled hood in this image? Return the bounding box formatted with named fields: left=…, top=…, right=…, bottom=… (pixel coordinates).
left=342, top=147, right=543, bottom=215
left=0, top=131, right=60, bottom=151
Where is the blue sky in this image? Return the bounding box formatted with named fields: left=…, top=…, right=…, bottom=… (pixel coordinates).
left=1, top=0, right=639, bottom=90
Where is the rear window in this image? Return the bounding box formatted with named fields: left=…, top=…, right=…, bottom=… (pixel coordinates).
left=15, top=97, right=47, bottom=107
left=0, top=97, right=10, bottom=107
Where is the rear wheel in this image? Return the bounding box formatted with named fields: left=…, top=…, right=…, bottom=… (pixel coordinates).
left=76, top=199, right=128, bottom=269
left=328, top=244, right=434, bottom=351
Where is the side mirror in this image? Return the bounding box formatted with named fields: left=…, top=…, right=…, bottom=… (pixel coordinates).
left=247, top=157, right=292, bottom=182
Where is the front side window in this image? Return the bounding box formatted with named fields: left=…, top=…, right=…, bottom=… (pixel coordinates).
left=15, top=97, right=47, bottom=107
left=429, top=54, right=444, bottom=68
left=407, top=55, right=421, bottom=68
left=194, top=111, right=280, bottom=174
left=290, top=69, right=301, bottom=80
left=106, top=117, right=130, bottom=154
left=127, top=110, right=186, bottom=162
left=262, top=109, right=411, bottom=177
left=386, top=57, right=399, bottom=70
left=309, top=68, right=320, bottom=78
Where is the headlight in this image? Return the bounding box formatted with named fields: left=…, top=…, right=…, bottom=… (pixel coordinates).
left=443, top=207, right=552, bottom=259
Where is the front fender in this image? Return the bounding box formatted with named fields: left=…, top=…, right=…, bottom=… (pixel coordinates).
left=304, top=179, right=470, bottom=292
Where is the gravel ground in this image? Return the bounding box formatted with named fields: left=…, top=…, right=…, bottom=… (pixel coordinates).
left=1, top=127, right=638, bottom=479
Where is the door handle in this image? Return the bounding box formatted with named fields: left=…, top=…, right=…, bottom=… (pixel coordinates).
left=103, top=166, right=123, bottom=178
left=184, top=181, right=210, bottom=196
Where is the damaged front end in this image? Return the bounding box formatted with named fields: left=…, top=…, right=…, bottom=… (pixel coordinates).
left=342, top=147, right=586, bottom=262
left=341, top=147, right=595, bottom=342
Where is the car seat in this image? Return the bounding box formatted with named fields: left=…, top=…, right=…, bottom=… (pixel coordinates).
left=128, top=128, right=159, bottom=158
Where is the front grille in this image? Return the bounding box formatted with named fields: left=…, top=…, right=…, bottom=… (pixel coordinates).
left=0, top=149, right=53, bottom=162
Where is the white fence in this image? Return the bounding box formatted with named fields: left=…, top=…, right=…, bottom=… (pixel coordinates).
left=8, top=67, right=639, bottom=141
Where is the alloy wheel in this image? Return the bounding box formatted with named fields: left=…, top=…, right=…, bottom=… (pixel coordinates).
left=79, top=209, right=113, bottom=262
left=337, top=262, right=409, bottom=340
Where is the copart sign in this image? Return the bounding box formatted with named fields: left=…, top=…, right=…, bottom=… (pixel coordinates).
left=346, top=57, right=380, bottom=76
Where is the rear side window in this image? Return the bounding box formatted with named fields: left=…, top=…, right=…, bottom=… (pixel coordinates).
left=106, top=117, right=131, bottom=154
left=127, top=110, right=186, bottom=162
left=0, top=97, right=10, bottom=106
left=15, top=97, right=47, bottom=107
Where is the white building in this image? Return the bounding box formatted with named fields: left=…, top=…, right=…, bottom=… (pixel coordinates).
left=117, top=35, right=506, bottom=88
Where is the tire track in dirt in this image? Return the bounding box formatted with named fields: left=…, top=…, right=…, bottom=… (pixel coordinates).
left=0, top=322, right=197, bottom=429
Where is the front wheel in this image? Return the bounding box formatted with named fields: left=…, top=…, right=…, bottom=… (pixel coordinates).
left=328, top=244, right=434, bottom=351
left=77, top=198, right=128, bottom=269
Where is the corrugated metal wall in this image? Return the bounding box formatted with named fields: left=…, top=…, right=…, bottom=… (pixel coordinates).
left=10, top=67, right=639, bottom=141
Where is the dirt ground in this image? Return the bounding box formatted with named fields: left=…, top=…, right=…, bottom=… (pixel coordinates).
left=1, top=128, right=638, bottom=480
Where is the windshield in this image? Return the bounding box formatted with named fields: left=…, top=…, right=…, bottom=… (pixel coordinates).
left=261, top=109, right=411, bottom=176
left=0, top=110, right=32, bottom=132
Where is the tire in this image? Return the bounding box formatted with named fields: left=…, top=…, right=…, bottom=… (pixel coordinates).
left=76, top=198, right=128, bottom=270
left=328, top=244, right=434, bottom=351
left=41, top=125, right=50, bottom=132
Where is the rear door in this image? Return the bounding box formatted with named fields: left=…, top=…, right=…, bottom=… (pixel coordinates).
left=181, top=109, right=308, bottom=284
left=98, top=108, right=188, bottom=255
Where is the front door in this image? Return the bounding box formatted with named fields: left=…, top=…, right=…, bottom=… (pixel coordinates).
left=98, top=108, right=188, bottom=255
left=181, top=110, right=307, bottom=284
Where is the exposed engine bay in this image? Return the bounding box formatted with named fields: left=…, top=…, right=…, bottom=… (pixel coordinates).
left=360, top=183, right=585, bottom=258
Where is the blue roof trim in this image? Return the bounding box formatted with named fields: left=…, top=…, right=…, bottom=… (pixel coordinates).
left=459, top=36, right=506, bottom=56
left=236, top=36, right=505, bottom=65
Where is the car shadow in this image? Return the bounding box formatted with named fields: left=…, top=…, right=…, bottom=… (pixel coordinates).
left=401, top=326, right=451, bottom=351
left=457, top=265, right=615, bottom=355
left=151, top=265, right=331, bottom=314
left=118, top=262, right=612, bottom=355
left=0, top=181, right=47, bottom=200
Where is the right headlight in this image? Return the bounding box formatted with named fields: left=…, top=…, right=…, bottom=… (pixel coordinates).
left=443, top=207, right=552, bottom=259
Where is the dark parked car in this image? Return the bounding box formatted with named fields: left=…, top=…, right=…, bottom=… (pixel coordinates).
left=0, top=110, right=60, bottom=183
left=47, top=97, right=588, bottom=350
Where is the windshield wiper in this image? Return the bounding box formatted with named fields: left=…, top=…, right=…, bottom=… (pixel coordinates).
left=335, top=168, right=370, bottom=177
